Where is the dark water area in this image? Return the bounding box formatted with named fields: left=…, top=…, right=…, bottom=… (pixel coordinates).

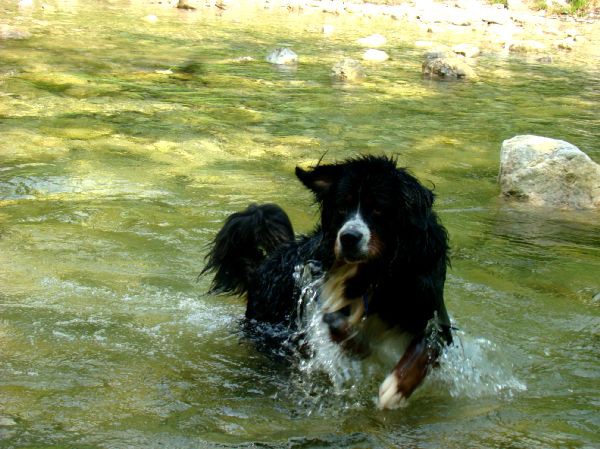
left=0, top=1, right=599, bottom=448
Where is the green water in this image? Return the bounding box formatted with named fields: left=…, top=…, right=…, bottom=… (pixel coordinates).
left=1, top=1, right=599, bottom=448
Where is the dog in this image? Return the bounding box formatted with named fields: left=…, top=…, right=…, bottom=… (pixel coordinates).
left=202, top=155, right=452, bottom=409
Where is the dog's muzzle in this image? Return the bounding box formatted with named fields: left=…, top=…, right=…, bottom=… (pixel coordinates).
left=335, top=213, right=371, bottom=262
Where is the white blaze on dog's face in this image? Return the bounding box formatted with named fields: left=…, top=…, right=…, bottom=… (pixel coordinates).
left=334, top=209, right=372, bottom=263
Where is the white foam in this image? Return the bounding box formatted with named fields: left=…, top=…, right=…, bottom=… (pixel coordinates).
left=291, top=263, right=527, bottom=406
left=429, top=330, right=527, bottom=399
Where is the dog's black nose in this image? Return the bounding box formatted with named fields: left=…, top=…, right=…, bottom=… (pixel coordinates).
left=339, top=230, right=362, bottom=249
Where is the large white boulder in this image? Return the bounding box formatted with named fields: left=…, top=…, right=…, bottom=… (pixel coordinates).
left=499, top=135, right=600, bottom=209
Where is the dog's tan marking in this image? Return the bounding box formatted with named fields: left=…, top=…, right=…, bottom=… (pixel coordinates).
left=321, top=263, right=366, bottom=329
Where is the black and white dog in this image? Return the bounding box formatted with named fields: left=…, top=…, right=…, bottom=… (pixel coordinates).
left=202, top=155, right=452, bottom=409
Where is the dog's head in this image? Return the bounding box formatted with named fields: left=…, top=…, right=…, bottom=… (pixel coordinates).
left=296, top=155, right=434, bottom=265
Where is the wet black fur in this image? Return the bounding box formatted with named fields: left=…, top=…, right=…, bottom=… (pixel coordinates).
left=202, top=155, right=452, bottom=345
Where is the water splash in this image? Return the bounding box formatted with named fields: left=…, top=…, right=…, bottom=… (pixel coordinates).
left=291, top=262, right=367, bottom=392
left=429, top=330, right=527, bottom=399
left=288, top=262, right=526, bottom=409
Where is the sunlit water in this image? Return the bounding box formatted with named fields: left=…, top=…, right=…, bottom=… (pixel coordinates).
left=1, top=1, right=599, bottom=448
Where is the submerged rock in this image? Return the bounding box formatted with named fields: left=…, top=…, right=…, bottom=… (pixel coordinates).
left=422, top=55, right=476, bottom=79
left=266, top=48, right=298, bottom=65
left=331, top=58, right=365, bottom=82
left=362, top=49, right=389, bottom=62
left=499, top=135, right=600, bottom=209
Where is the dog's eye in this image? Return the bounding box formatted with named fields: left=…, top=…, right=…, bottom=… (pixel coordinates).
left=372, top=208, right=382, bottom=216
left=338, top=207, right=348, bottom=215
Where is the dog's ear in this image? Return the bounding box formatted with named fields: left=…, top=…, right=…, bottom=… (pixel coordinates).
left=398, top=171, right=435, bottom=230
left=295, top=165, right=342, bottom=199
left=407, top=184, right=434, bottom=230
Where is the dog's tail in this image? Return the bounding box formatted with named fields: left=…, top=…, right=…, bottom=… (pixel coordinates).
left=201, top=203, right=294, bottom=296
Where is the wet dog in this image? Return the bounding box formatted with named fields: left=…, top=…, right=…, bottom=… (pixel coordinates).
left=202, top=155, right=452, bottom=409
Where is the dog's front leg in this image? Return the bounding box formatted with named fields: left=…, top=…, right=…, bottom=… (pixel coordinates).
left=377, top=333, right=440, bottom=409
left=322, top=311, right=370, bottom=358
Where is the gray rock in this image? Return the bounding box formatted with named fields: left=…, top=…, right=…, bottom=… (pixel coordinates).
left=266, top=48, right=298, bottom=65
left=499, top=135, right=600, bottom=209
left=422, top=56, right=476, bottom=79
left=331, top=58, right=365, bottom=82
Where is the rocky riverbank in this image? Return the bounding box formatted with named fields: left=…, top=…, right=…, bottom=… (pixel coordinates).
left=171, top=0, right=597, bottom=67
left=4, top=0, right=597, bottom=62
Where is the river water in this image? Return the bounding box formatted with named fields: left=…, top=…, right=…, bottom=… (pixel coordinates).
left=0, top=1, right=599, bottom=448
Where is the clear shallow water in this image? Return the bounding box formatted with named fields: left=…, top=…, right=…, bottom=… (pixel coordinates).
left=1, top=1, right=599, bottom=448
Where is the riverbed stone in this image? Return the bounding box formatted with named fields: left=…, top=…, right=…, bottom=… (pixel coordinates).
left=422, top=55, right=476, bottom=79
left=499, top=135, right=600, bottom=209
left=509, top=40, right=547, bottom=53
left=331, top=58, right=365, bottom=82
left=362, top=49, right=389, bottom=62
left=266, top=48, right=298, bottom=65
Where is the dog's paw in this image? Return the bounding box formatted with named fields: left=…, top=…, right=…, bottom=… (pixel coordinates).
left=377, top=373, right=408, bottom=410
